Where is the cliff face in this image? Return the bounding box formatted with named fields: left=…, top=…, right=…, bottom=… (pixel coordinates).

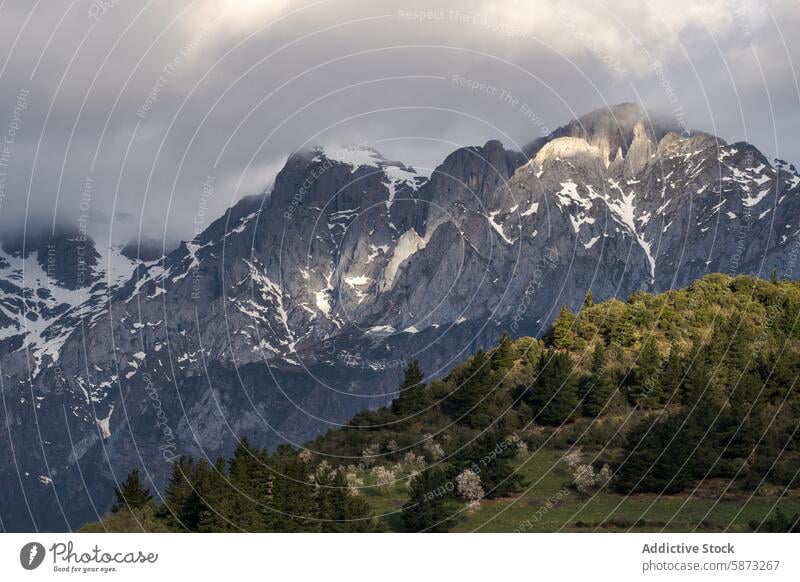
left=2, top=104, right=799, bottom=531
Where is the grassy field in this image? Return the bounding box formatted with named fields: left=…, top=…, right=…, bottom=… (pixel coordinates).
left=361, top=450, right=800, bottom=532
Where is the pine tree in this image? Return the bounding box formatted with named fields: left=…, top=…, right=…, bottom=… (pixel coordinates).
left=316, top=471, right=377, bottom=532
left=491, top=332, right=515, bottom=371
left=680, top=357, right=710, bottom=407
left=681, top=360, right=723, bottom=480
left=552, top=305, right=574, bottom=349
left=460, top=432, right=524, bottom=498
left=452, top=351, right=493, bottom=427
left=583, top=290, right=594, bottom=309
left=402, top=466, right=456, bottom=532
left=391, top=360, right=431, bottom=417
left=196, top=458, right=235, bottom=532
left=614, top=414, right=696, bottom=494
left=723, top=372, right=765, bottom=459
left=158, top=456, right=196, bottom=530
left=582, top=344, right=615, bottom=417
left=228, top=437, right=268, bottom=531
left=270, top=453, right=319, bottom=532
left=660, top=349, right=685, bottom=403
left=625, top=339, right=662, bottom=406
left=111, top=469, right=153, bottom=513
left=530, top=351, right=578, bottom=425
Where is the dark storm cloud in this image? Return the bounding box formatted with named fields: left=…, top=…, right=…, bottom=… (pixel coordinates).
left=0, top=0, right=797, bottom=248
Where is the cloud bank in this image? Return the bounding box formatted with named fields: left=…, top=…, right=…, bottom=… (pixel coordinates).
left=0, top=0, right=797, bottom=248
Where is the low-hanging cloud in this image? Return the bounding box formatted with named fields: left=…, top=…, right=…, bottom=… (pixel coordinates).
left=0, top=0, right=796, bottom=250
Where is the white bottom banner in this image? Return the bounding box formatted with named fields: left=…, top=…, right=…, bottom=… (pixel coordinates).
left=0, top=533, right=796, bottom=581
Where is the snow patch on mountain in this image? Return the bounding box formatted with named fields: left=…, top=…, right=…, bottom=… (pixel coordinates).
left=382, top=229, right=426, bottom=288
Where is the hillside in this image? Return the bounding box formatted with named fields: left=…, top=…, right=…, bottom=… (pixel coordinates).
left=82, top=274, right=800, bottom=532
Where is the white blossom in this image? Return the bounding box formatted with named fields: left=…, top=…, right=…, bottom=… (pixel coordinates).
left=423, top=437, right=445, bottom=461
left=456, top=469, right=484, bottom=511
left=360, top=443, right=380, bottom=468
left=345, top=467, right=364, bottom=496
left=371, top=465, right=396, bottom=490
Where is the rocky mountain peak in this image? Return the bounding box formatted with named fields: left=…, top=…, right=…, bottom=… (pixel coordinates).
left=525, top=103, right=682, bottom=173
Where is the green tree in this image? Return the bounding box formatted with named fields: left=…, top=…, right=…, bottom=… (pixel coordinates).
left=316, top=471, right=377, bottom=532
left=270, top=452, right=319, bottom=532
left=625, top=339, right=662, bottom=406
left=402, top=466, right=456, bottom=532
left=158, top=456, right=197, bottom=530
left=491, top=332, right=515, bottom=371
left=614, top=414, right=696, bottom=494
left=459, top=432, right=524, bottom=498
left=611, top=312, right=636, bottom=347
left=530, top=351, right=578, bottom=425
left=660, top=349, right=685, bottom=403
left=722, top=372, right=765, bottom=460
left=452, top=351, right=493, bottom=427
left=583, top=290, right=594, bottom=309
left=582, top=344, right=616, bottom=417
left=112, top=469, right=153, bottom=513
left=551, top=305, right=574, bottom=349
left=228, top=437, right=269, bottom=531
left=391, top=360, right=431, bottom=417
left=196, top=458, right=235, bottom=532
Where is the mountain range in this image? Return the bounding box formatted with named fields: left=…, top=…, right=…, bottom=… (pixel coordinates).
left=1, top=102, right=799, bottom=531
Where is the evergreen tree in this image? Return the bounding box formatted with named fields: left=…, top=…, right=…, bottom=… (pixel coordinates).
left=491, top=332, right=515, bottom=371
left=681, top=362, right=724, bottom=480
left=614, top=414, right=696, bottom=494
left=660, top=349, right=685, bottom=403
left=391, top=360, right=431, bottom=417
left=196, top=458, right=235, bottom=532
left=228, top=437, right=269, bottom=531
left=112, top=469, right=153, bottom=513
left=459, top=432, right=524, bottom=498
left=452, top=351, right=493, bottom=427
left=270, top=453, right=319, bottom=532
left=530, top=351, right=578, bottom=425
left=402, top=466, right=456, bottom=532
left=582, top=290, right=594, bottom=309
left=611, top=312, right=636, bottom=347
left=316, top=471, right=377, bottom=532
left=158, top=456, right=196, bottom=530
left=582, top=344, right=616, bottom=417
left=680, top=357, right=711, bottom=407
left=723, top=372, right=765, bottom=459
left=625, top=339, right=662, bottom=406
left=552, top=305, right=574, bottom=349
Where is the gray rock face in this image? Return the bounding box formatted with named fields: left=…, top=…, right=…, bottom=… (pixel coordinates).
left=2, top=104, right=799, bottom=531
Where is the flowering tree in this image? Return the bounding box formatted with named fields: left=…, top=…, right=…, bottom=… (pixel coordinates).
left=423, top=437, right=445, bottom=461
left=456, top=469, right=484, bottom=511
left=360, top=443, right=380, bottom=468
left=371, top=465, right=396, bottom=490
left=344, top=465, right=364, bottom=496
left=563, top=448, right=611, bottom=495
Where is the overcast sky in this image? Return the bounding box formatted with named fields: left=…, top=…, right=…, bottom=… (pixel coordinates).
left=0, top=0, right=797, bottom=249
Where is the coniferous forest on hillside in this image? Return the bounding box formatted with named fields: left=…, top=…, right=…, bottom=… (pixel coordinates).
left=83, top=274, right=800, bottom=532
